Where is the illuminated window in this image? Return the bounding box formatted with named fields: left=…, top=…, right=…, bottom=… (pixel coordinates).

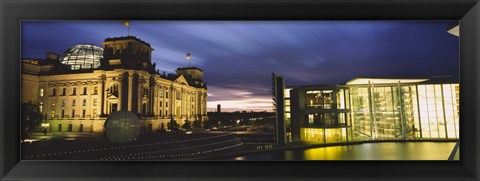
left=339, top=113, right=346, bottom=126
left=345, top=90, right=351, bottom=109
left=337, top=89, right=345, bottom=109
left=159, top=90, right=164, bottom=98
left=51, top=100, right=56, bottom=107
left=61, top=100, right=66, bottom=107
left=39, top=101, right=43, bottom=112
left=93, top=109, right=97, bottom=117
left=83, top=99, right=87, bottom=106
left=51, top=110, right=55, bottom=118
left=324, top=113, right=335, bottom=127
left=300, top=128, right=324, bottom=143
left=93, top=99, right=97, bottom=106
left=325, top=128, right=346, bottom=143
left=72, top=100, right=76, bottom=106
left=40, top=88, right=44, bottom=97
left=308, top=114, right=314, bottom=124
left=306, top=90, right=333, bottom=109
left=284, top=88, right=291, bottom=98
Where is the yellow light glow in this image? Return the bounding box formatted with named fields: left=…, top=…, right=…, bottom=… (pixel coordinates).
left=325, top=128, right=345, bottom=143
left=346, top=78, right=428, bottom=85
left=301, top=128, right=324, bottom=143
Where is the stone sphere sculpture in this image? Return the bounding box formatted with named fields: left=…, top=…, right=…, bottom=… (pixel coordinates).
left=104, top=111, right=141, bottom=144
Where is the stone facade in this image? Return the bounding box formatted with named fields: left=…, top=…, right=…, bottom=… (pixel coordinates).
left=21, top=36, right=208, bottom=134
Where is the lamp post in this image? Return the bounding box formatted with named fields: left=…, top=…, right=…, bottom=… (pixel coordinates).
left=41, top=122, right=50, bottom=135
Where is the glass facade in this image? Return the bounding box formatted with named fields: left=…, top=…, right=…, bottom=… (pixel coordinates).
left=415, top=84, right=459, bottom=139
left=306, top=90, right=334, bottom=109
left=286, top=78, right=459, bottom=144
left=350, top=83, right=459, bottom=140
left=60, top=44, right=103, bottom=70
left=300, top=128, right=347, bottom=143
left=284, top=88, right=292, bottom=142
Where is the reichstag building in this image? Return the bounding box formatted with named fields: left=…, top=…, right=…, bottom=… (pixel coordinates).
left=21, top=36, right=208, bottom=134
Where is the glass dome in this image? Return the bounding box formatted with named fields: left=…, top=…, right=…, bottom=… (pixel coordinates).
left=60, top=44, right=104, bottom=70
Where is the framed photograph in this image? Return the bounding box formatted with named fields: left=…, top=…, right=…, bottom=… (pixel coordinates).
left=1, top=0, right=479, bottom=180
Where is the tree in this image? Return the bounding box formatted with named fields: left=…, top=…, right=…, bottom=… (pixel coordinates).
left=202, top=120, right=213, bottom=129
left=167, top=119, right=179, bottom=131
left=192, top=120, right=202, bottom=128
left=182, top=120, right=191, bottom=130
left=21, top=102, right=43, bottom=140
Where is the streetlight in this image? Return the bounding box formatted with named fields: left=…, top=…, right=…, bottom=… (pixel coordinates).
left=41, top=122, right=50, bottom=135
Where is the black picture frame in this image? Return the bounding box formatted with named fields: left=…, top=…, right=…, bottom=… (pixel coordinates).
left=1, top=0, right=479, bottom=180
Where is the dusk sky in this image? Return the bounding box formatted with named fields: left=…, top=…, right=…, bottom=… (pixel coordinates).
left=21, top=21, right=459, bottom=112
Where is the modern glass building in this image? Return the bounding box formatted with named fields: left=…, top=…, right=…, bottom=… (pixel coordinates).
left=284, top=77, right=459, bottom=144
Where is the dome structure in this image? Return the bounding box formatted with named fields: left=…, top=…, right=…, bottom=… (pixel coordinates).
left=60, top=44, right=104, bottom=70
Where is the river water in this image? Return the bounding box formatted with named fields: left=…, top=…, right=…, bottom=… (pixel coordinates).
left=227, top=142, right=458, bottom=160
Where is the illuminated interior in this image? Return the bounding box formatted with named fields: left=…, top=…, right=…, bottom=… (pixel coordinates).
left=287, top=78, right=459, bottom=143
left=301, top=128, right=347, bottom=143
left=60, top=44, right=103, bottom=70
left=284, top=88, right=292, bottom=142
left=349, top=83, right=459, bottom=140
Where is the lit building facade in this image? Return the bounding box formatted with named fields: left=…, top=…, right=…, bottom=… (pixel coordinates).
left=283, top=77, right=459, bottom=144
left=21, top=36, right=208, bottom=134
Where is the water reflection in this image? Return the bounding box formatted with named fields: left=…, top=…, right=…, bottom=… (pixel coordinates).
left=225, top=142, right=457, bottom=160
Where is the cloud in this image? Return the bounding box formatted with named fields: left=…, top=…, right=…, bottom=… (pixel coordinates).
left=22, top=21, right=459, bottom=112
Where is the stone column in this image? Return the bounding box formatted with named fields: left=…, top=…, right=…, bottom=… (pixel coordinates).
left=118, top=77, right=122, bottom=111
left=128, top=74, right=134, bottom=111
left=100, top=75, right=106, bottom=116
left=170, top=86, right=174, bottom=119
left=149, top=78, right=155, bottom=116
left=137, top=79, right=143, bottom=115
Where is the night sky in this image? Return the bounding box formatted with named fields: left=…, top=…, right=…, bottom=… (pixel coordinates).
left=21, top=21, right=459, bottom=112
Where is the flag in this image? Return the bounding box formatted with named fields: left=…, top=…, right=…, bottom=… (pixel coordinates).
left=186, top=53, right=191, bottom=60
left=122, top=21, right=130, bottom=27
